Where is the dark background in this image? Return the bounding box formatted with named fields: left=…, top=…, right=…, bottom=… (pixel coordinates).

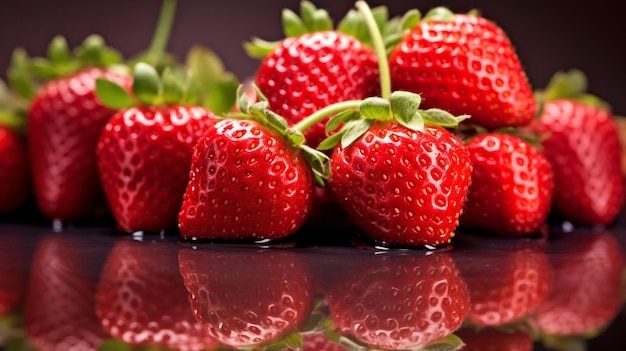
left=0, top=0, right=624, bottom=115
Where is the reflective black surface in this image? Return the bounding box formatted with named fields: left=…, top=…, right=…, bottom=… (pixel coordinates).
left=1, top=209, right=626, bottom=351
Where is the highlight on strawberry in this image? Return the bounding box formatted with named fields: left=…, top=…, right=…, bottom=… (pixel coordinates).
left=95, top=62, right=219, bottom=234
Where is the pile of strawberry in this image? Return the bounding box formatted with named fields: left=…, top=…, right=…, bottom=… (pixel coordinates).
left=0, top=0, right=623, bottom=248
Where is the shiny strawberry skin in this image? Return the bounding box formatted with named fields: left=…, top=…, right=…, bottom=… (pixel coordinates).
left=97, top=105, right=216, bottom=233
left=531, top=99, right=623, bottom=226
left=460, top=133, right=554, bottom=235
left=96, top=238, right=220, bottom=351
left=27, top=67, right=131, bottom=221
left=389, top=14, right=535, bottom=130
left=255, top=30, right=380, bottom=147
left=328, top=252, right=469, bottom=350
left=328, top=123, right=472, bottom=247
left=178, top=247, right=314, bottom=349
left=178, top=118, right=316, bottom=241
left=0, top=125, right=30, bottom=213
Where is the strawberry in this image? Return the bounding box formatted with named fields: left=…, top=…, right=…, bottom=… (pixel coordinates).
left=247, top=1, right=380, bottom=147
left=388, top=7, right=536, bottom=130
left=178, top=246, right=314, bottom=350
left=459, top=132, right=554, bottom=236
left=23, top=232, right=111, bottom=351
left=452, top=233, right=552, bottom=327
left=531, top=230, right=624, bottom=345
left=20, top=36, right=131, bottom=222
left=456, top=327, right=533, bottom=351
left=96, top=63, right=217, bottom=233
left=0, top=124, right=30, bottom=214
left=327, top=251, right=469, bottom=350
left=95, top=237, right=220, bottom=351
left=177, top=88, right=327, bottom=241
left=321, top=91, right=472, bottom=247
left=530, top=70, right=624, bottom=226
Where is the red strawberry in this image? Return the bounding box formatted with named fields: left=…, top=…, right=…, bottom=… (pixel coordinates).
left=95, top=238, right=220, bottom=351
left=178, top=90, right=325, bottom=241
left=178, top=246, right=314, bottom=350
left=456, top=327, right=533, bottom=351
left=531, top=230, right=624, bottom=340
left=248, top=2, right=380, bottom=147
left=530, top=70, right=623, bottom=226
left=327, top=251, right=469, bottom=350
left=96, top=63, right=217, bottom=233
left=389, top=7, right=536, bottom=130
left=459, top=133, right=554, bottom=236
left=324, top=92, right=472, bottom=247
left=0, top=124, right=30, bottom=214
left=28, top=65, right=130, bottom=222
left=452, top=234, right=552, bottom=327
left=23, top=232, right=111, bottom=351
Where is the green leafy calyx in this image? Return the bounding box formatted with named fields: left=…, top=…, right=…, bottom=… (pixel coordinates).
left=6, top=35, right=125, bottom=101
left=96, top=62, right=202, bottom=109
left=184, top=45, right=239, bottom=115
left=244, top=0, right=395, bottom=58
left=316, top=91, right=469, bottom=150
left=537, top=69, right=610, bottom=111
left=0, top=79, right=28, bottom=134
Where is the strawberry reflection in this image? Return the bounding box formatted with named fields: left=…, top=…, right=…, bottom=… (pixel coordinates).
left=23, top=231, right=111, bottom=351
left=0, top=226, right=37, bottom=316
left=456, top=326, right=533, bottom=351
left=95, top=236, right=219, bottom=351
left=452, top=233, right=553, bottom=327
left=178, top=246, right=314, bottom=350
left=326, top=250, right=469, bottom=350
left=531, top=230, right=625, bottom=344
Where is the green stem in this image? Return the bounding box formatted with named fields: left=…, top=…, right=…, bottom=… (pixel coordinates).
left=356, top=0, right=391, bottom=99
left=146, top=0, right=178, bottom=59
left=293, top=99, right=362, bottom=132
